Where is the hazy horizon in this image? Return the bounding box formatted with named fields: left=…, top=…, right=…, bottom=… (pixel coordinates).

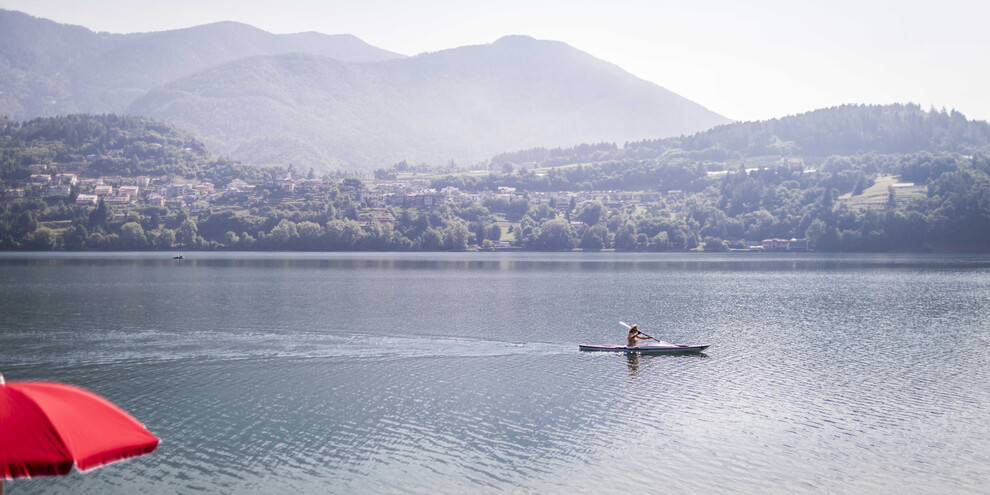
left=2, top=0, right=988, bottom=124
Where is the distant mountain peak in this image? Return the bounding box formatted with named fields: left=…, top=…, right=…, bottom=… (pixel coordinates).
left=490, top=34, right=572, bottom=51
left=494, top=34, right=539, bottom=43
left=128, top=30, right=728, bottom=170
left=0, top=8, right=405, bottom=120
left=3, top=9, right=729, bottom=171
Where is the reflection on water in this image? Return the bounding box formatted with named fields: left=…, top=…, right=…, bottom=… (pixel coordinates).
left=5, top=251, right=990, bottom=272
left=2, top=252, right=989, bottom=494
left=626, top=352, right=640, bottom=375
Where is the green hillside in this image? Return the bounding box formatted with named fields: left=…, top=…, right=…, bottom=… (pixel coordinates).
left=0, top=114, right=261, bottom=185
left=2, top=108, right=990, bottom=253
left=493, top=104, right=990, bottom=167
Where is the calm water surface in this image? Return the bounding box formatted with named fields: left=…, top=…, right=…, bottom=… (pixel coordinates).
left=1, top=252, right=989, bottom=494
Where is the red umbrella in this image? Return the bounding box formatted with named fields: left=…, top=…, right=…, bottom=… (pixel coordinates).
left=0, top=373, right=159, bottom=492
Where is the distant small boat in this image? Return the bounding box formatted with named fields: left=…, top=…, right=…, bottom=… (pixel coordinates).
left=172, top=254, right=184, bottom=260
left=579, top=343, right=709, bottom=354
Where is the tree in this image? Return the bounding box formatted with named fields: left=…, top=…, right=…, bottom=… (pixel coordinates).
left=652, top=231, right=670, bottom=251
left=576, top=201, right=603, bottom=225
left=420, top=228, right=444, bottom=250
left=702, top=236, right=729, bottom=252
left=362, top=221, right=397, bottom=250
left=146, top=209, right=163, bottom=231
left=239, top=232, right=256, bottom=249
left=613, top=224, right=637, bottom=251
left=566, top=196, right=577, bottom=221
left=326, top=219, right=363, bottom=250
left=531, top=219, right=576, bottom=250
left=64, top=225, right=88, bottom=250
left=269, top=219, right=298, bottom=248
left=295, top=221, right=322, bottom=249
left=580, top=224, right=607, bottom=250
left=635, top=233, right=649, bottom=250
left=469, top=222, right=486, bottom=245
left=120, top=222, right=148, bottom=250
left=504, top=198, right=530, bottom=222
left=341, top=178, right=364, bottom=190
left=526, top=204, right=555, bottom=222
left=88, top=200, right=109, bottom=228
left=487, top=224, right=503, bottom=243
left=150, top=229, right=175, bottom=250
left=13, top=211, right=39, bottom=237
left=176, top=219, right=198, bottom=247
left=805, top=219, right=840, bottom=251
left=374, top=168, right=397, bottom=180
left=444, top=222, right=470, bottom=251
left=26, top=227, right=57, bottom=250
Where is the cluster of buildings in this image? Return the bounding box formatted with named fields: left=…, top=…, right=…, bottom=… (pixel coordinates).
left=354, top=181, right=669, bottom=210
left=1, top=164, right=218, bottom=213
left=73, top=178, right=217, bottom=213
left=756, top=238, right=809, bottom=251
left=74, top=176, right=152, bottom=207
left=2, top=167, right=86, bottom=200
left=4, top=163, right=685, bottom=216
left=357, top=181, right=444, bottom=207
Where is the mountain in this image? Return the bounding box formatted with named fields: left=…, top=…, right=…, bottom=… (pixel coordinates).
left=0, top=114, right=266, bottom=186
left=627, top=103, right=990, bottom=157
left=491, top=104, right=990, bottom=167
left=0, top=9, right=404, bottom=118
left=1, top=10, right=728, bottom=171
left=127, top=35, right=729, bottom=170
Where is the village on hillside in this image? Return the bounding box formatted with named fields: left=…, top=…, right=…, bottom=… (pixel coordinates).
left=1, top=163, right=813, bottom=251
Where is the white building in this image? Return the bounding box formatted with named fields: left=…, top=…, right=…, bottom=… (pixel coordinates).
left=75, top=194, right=98, bottom=205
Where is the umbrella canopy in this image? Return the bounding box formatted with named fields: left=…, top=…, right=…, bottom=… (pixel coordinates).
left=0, top=374, right=159, bottom=480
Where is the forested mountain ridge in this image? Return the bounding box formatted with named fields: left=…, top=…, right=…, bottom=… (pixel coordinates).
left=492, top=104, right=990, bottom=167
left=629, top=103, right=990, bottom=157
left=0, top=9, right=404, bottom=119
left=127, top=35, right=729, bottom=170
left=0, top=114, right=264, bottom=186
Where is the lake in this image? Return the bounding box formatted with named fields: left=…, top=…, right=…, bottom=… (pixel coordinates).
left=1, top=252, right=989, bottom=494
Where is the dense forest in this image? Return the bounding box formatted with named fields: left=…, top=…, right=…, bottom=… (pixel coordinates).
left=491, top=104, right=990, bottom=165
left=1, top=107, right=989, bottom=252
left=0, top=114, right=269, bottom=185
left=431, top=151, right=990, bottom=251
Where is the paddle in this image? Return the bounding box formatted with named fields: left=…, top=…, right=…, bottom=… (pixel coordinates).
left=618, top=321, right=673, bottom=345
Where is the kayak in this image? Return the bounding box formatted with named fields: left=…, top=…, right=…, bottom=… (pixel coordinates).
left=579, top=343, right=710, bottom=354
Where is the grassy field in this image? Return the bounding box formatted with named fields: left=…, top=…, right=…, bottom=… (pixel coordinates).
left=40, top=220, right=72, bottom=235
left=493, top=219, right=519, bottom=242
left=838, top=175, right=927, bottom=210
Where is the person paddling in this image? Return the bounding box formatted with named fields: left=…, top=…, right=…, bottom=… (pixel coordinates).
left=627, top=324, right=650, bottom=347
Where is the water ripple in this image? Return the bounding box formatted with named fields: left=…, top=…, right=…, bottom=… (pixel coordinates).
left=4, top=253, right=990, bottom=494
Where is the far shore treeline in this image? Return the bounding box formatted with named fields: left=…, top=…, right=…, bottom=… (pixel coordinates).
left=1, top=104, right=989, bottom=252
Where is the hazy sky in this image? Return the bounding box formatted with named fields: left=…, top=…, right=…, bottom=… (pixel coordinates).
left=4, top=0, right=988, bottom=123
